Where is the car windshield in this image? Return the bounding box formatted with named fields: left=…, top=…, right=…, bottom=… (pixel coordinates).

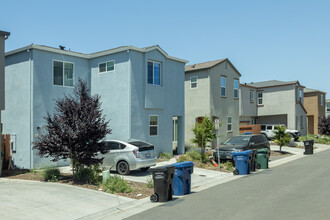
left=223, top=136, right=251, bottom=145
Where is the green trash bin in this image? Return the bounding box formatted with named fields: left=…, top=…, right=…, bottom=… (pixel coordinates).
left=256, top=148, right=270, bottom=169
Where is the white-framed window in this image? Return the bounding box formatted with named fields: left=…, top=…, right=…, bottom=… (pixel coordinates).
left=227, top=116, right=232, bottom=132
left=327, top=103, right=330, bottom=112
left=299, top=89, right=303, bottom=102
left=234, top=79, right=239, bottom=98
left=53, top=60, right=74, bottom=87
left=321, top=94, right=324, bottom=106
left=257, top=92, right=263, bottom=105
left=221, top=77, right=226, bottom=97
left=147, top=61, right=161, bottom=85
left=190, top=76, right=198, bottom=89
left=99, top=60, right=115, bottom=73
left=250, top=91, right=254, bottom=102
left=300, top=116, right=304, bottom=129
left=149, top=115, right=158, bottom=136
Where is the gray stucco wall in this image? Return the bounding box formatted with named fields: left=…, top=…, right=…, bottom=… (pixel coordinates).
left=0, top=35, right=5, bottom=111
left=2, top=51, right=31, bottom=169
left=239, top=85, right=257, bottom=118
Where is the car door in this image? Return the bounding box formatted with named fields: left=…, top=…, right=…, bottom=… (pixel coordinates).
left=102, top=141, right=121, bottom=169
left=248, top=136, right=258, bottom=150
left=266, top=125, right=274, bottom=138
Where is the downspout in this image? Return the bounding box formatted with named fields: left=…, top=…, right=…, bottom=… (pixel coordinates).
left=28, top=49, right=33, bottom=169
left=127, top=50, right=132, bottom=140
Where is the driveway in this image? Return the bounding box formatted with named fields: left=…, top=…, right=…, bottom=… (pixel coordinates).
left=0, top=178, right=134, bottom=220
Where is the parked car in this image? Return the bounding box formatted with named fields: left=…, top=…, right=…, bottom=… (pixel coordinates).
left=100, top=140, right=157, bottom=175
left=260, top=124, right=300, bottom=141
left=213, top=134, right=270, bottom=162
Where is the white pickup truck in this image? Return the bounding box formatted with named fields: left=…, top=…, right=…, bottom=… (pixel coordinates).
left=260, top=124, right=301, bottom=141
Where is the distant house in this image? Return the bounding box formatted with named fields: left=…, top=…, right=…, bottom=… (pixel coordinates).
left=3, top=44, right=187, bottom=169
left=185, top=59, right=241, bottom=146
left=303, top=88, right=326, bottom=135
left=240, top=80, right=307, bottom=136
left=326, top=100, right=330, bottom=118
left=0, top=30, right=10, bottom=151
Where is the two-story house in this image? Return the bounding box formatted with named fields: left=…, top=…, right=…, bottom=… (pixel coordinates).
left=0, top=31, right=10, bottom=157
left=240, top=80, right=307, bottom=136
left=326, top=99, right=330, bottom=118
left=185, top=59, right=241, bottom=146
left=2, top=44, right=187, bottom=169
left=303, top=88, right=326, bottom=135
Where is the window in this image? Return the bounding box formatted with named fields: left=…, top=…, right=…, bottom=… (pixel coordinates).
left=227, top=116, right=232, bottom=132
left=321, top=94, right=324, bottom=106
left=53, top=61, right=74, bottom=87
left=301, top=116, right=304, bottom=129
left=257, top=92, right=263, bottom=105
left=99, top=60, right=115, bottom=73
left=190, top=76, right=198, bottom=88
left=221, top=77, right=226, bottom=97
left=299, top=89, right=303, bottom=102
left=234, top=79, right=239, bottom=98
left=149, top=115, right=158, bottom=136
left=250, top=91, right=254, bottom=102
left=327, top=103, right=330, bottom=112
left=148, top=61, right=161, bottom=85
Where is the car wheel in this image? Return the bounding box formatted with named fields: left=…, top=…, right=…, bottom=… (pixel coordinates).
left=150, top=193, right=159, bottom=202
left=140, top=167, right=150, bottom=172
left=233, top=169, right=239, bottom=175
left=117, top=161, right=130, bottom=175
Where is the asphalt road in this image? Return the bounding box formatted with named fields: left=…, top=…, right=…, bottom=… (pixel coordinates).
left=127, top=148, right=330, bottom=220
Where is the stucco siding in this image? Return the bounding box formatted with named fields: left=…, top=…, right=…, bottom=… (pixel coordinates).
left=239, top=86, right=257, bottom=117
left=0, top=35, right=5, bottom=111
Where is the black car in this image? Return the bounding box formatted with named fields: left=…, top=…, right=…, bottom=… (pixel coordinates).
left=213, top=134, right=270, bottom=161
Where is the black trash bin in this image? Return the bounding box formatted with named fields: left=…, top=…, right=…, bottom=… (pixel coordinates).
left=303, top=140, right=314, bottom=155
left=250, top=149, right=257, bottom=172
left=150, top=165, right=175, bottom=202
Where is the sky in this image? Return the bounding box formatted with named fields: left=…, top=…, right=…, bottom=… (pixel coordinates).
left=1, top=0, right=330, bottom=95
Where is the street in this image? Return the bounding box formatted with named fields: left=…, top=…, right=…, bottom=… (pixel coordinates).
left=127, top=148, right=330, bottom=220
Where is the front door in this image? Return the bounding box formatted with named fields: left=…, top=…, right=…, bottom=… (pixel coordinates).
left=172, top=117, right=178, bottom=153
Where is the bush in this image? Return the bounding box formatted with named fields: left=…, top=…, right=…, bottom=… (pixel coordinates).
left=177, top=154, right=191, bottom=162
left=102, top=175, right=132, bottom=193
left=158, top=152, right=172, bottom=161
left=42, top=167, right=60, bottom=182
left=146, top=177, right=154, bottom=188
left=223, top=161, right=234, bottom=172
left=74, top=164, right=102, bottom=185
left=299, top=134, right=330, bottom=145
left=186, top=151, right=201, bottom=161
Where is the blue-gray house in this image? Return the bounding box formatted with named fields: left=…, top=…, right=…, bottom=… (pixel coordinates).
left=3, top=44, right=187, bottom=169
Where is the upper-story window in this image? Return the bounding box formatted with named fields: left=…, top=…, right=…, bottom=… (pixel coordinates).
left=190, top=76, right=198, bottom=89
left=299, top=89, right=303, bottom=102
left=321, top=94, right=324, bottom=106
left=53, top=61, right=74, bottom=87
left=99, top=60, right=115, bottom=73
left=326, top=103, right=330, bottom=112
left=250, top=91, right=254, bottom=102
left=234, top=79, right=239, bottom=98
left=257, top=91, right=263, bottom=105
left=148, top=61, right=161, bottom=85
left=221, top=77, right=226, bottom=97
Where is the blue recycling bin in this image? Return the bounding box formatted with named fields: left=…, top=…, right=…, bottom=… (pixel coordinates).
left=232, top=150, right=252, bottom=175
left=172, top=161, right=194, bottom=196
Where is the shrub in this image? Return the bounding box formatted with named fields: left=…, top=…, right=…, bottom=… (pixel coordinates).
left=177, top=154, right=191, bottom=162
left=30, top=168, right=37, bottom=174
left=158, top=152, right=172, bottom=161
left=74, top=164, right=102, bottom=185
left=223, top=161, right=234, bottom=172
left=42, top=167, right=60, bottom=182
left=186, top=151, right=201, bottom=161
left=146, top=177, right=154, bottom=188
left=102, top=175, right=132, bottom=193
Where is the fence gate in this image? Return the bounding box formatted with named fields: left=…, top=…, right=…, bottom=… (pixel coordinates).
left=1, top=134, right=11, bottom=170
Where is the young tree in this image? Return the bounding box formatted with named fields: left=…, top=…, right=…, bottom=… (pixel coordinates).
left=191, top=116, right=217, bottom=162
left=319, top=116, right=330, bottom=135
left=33, top=79, right=111, bottom=174
left=274, top=125, right=291, bottom=152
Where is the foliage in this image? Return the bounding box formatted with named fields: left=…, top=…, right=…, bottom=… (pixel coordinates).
left=299, top=134, right=330, bottom=145
left=274, top=126, right=291, bottom=152
left=102, top=175, right=132, bottom=193
left=176, top=154, right=191, bottom=163
left=30, top=168, right=37, bottom=174
left=33, top=79, right=111, bottom=175
left=319, top=116, right=330, bottom=135
left=191, top=116, right=217, bottom=162
left=42, top=167, right=60, bottom=182
left=158, top=152, right=172, bottom=161
left=186, top=151, right=202, bottom=161
left=74, top=164, right=102, bottom=185
left=146, top=177, right=154, bottom=188
left=223, top=161, right=235, bottom=172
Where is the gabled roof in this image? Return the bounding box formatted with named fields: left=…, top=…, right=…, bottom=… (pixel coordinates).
left=242, top=80, right=304, bottom=89
left=5, top=44, right=188, bottom=63
left=185, top=58, right=241, bottom=76
left=304, top=88, right=326, bottom=94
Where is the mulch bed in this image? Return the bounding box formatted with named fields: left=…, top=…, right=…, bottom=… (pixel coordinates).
left=0, top=170, right=153, bottom=199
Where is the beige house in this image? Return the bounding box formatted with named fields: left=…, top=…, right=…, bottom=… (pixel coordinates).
left=0, top=31, right=10, bottom=134
left=326, top=99, right=330, bottom=118
left=240, top=80, right=307, bottom=136
left=304, top=88, right=326, bottom=135
left=185, top=59, right=241, bottom=147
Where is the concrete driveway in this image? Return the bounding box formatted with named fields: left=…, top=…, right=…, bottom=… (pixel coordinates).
left=0, top=178, right=134, bottom=220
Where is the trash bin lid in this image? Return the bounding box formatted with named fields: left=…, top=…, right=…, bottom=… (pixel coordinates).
left=172, top=161, right=194, bottom=168
left=257, top=148, right=270, bottom=153
left=232, top=150, right=252, bottom=156
left=150, top=165, right=175, bottom=172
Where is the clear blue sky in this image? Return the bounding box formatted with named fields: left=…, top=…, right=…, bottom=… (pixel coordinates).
left=1, top=0, right=330, bottom=95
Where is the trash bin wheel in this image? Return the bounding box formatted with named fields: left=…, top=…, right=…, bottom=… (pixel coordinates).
left=150, top=193, right=159, bottom=203
left=256, top=163, right=261, bottom=169
left=233, top=169, right=239, bottom=175
left=117, top=161, right=130, bottom=175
